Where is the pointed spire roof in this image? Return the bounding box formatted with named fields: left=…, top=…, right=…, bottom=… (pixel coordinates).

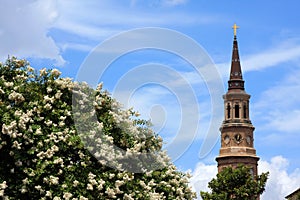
left=228, top=24, right=244, bottom=91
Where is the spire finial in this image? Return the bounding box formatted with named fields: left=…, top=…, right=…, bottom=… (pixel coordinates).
left=232, top=23, right=239, bottom=37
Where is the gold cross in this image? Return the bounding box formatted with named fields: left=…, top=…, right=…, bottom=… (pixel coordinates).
left=232, top=23, right=239, bottom=36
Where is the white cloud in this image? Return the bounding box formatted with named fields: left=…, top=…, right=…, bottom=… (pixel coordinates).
left=52, top=0, right=220, bottom=52
left=0, top=0, right=221, bottom=63
left=162, top=0, right=188, bottom=6
left=54, top=1, right=196, bottom=37
left=259, top=156, right=300, bottom=200
left=243, top=39, right=300, bottom=72
left=0, top=0, right=65, bottom=65
left=60, top=43, right=96, bottom=52
left=253, top=69, right=300, bottom=133
left=264, top=110, right=300, bottom=132
left=189, top=162, right=217, bottom=199
left=131, top=0, right=188, bottom=7
left=189, top=156, right=300, bottom=200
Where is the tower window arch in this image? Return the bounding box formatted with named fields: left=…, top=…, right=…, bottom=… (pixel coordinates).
left=235, top=104, right=240, bottom=118
left=227, top=103, right=231, bottom=119
left=243, top=104, right=247, bottom=119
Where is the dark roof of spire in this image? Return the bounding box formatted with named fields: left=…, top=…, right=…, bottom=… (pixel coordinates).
left=228, top=35, right=244, bottom=90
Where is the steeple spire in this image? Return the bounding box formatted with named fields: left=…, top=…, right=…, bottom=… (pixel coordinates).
left=228, top=24, right=244, bottom=91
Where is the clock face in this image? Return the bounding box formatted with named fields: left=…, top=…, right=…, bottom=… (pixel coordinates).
left=246, top=136, right=251, bottom=144
left=224, top=135, right=230, bottom=144
left=234, top=133, right=242, bottom=143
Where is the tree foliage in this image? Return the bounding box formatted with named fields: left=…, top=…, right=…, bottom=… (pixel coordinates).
left=0, top=57, right=196, bottom=199
left=200, top=165, right=269, bottom=200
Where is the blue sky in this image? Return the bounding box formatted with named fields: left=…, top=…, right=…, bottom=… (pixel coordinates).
left=1, top=0, right=300, bottom=199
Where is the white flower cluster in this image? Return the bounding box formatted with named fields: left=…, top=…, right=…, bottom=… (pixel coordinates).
left=36, top=145, right=59, bottom=159
left=8, top=91, right=25, bottom=103
left=4, top=81, right=14, bottom=88
left=51, top=69, right=62, bottom=77
left=0, top=58, right=196, bottom=199
left=0, top=181, right=7, bottom=197
left=0, top=87, right=5, bottom=94
left=54, top=77, right=74, bottom=90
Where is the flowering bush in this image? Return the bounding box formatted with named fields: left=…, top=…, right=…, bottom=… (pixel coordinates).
left=0, top=57, right=196, bottom=199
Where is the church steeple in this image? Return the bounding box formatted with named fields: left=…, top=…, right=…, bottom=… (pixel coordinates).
left=216, top=24, right=259, bottom=183
left=228, top=24, right=244, bottom=91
